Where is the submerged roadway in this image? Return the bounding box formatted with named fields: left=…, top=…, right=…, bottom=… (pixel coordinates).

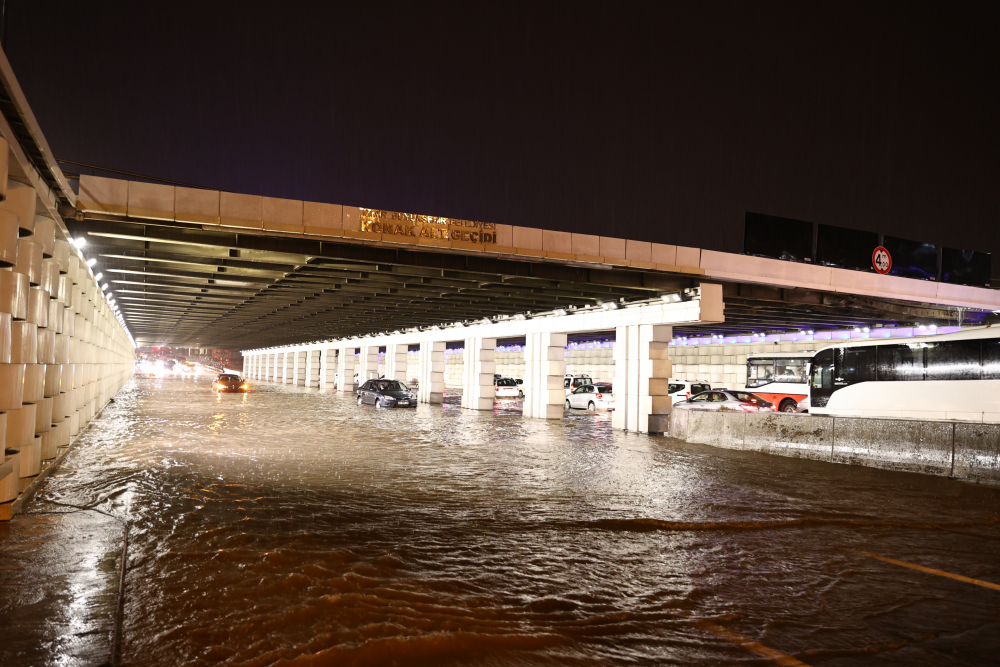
left=1, top=375, right=998, bottom=667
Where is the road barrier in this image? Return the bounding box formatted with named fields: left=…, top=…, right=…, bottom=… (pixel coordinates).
left=670, top=410, right=1000, bottom=486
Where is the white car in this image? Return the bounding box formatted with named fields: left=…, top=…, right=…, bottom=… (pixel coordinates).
left=673, top=390, right=775, bottom=413
left=565, top=382, right=614, bottom=411
left=564, top=374, right=593, bottom=396
left=495, top=377, right=523, bottom=399
left=667, top=379, right=713, bottom=405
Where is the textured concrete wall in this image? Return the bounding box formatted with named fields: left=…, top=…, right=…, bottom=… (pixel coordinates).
left=743, top=413, right=834, bottom=462
left=670, top=410, right=1000, bottom=485
left=832, top=418, right=953, bottom=475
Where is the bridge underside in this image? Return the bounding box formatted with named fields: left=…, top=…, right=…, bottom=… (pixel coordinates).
left=66, top=214, right=984, bottom=349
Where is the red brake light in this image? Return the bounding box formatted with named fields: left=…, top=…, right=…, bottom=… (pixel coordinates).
left=595, top=393, right=603, bottom=399
left=686, top=391, right=691, bottom=399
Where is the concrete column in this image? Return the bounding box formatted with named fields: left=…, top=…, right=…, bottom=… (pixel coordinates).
left=269, top=353, right=278, bottom=382
left=266, top=353, right=274, bottom=381
left=612, top=324, right=672, bottom=433
left=461, top=337, right=496, bottom=410
left=335, top=347, right=355, bottom=391
left=282, top=352, right=293, bottom=384
left=523, top=332, right=566, bottom=419
left=305, top=350, right=320, bottom=387
left=293, top=350, right=307, bottom=386
left=318, top=348, right=336, bottom=390
left=358, top=345, right=379, bottom=381
left=418, top=341, right=445, bottom=403
left=385, top=343, right=408, bottom=382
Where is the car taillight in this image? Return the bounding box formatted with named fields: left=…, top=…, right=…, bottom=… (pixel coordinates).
left=686, top=391, right=691, bottom=399
left=595, top=393, right=603, bottom=399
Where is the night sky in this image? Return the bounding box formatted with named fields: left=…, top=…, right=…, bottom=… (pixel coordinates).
left=7, top=1, right=999, bottom=277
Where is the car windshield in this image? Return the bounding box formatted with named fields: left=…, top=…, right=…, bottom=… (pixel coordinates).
left=218, top=375, right=240, bottom=382
left=376, top=381, right=407, bottom=391
left=497, top=379, right=517, bottom=387
left=729, top=391, right=765, bottom=402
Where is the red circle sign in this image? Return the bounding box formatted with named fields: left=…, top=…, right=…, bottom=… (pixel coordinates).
left=872, top=246, right=892, bottom=274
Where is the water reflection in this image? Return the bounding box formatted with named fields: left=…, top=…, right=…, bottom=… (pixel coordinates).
left=0, top=376, right=998, bottom=666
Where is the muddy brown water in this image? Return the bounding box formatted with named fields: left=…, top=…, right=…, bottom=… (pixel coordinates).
left=1, top=376, right=998, bottom=666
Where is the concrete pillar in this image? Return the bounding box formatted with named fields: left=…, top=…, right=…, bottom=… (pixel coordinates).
left=358, top=345, right=379, bottom=381
left=271, top=353, right=281, bottom=382
left=281, top=352, right=292, bottom=384
left=418, top=341, right=445, bottom=403
left=264, top=354, right=273, bottom=381
left=385, top=343, right=408, bottom=382
left=461, top=337, right=496, bottom=410
left=335, top=347, right=355, bottom=391
left=612, top=324, right=672, bottom=433
left=305, top=350, right=320, bottom=387
left=293, top=350, right=307, bottom=386
left=317, top=348, right=335, bottom=390
left=523, top=332, right=566, bottom=419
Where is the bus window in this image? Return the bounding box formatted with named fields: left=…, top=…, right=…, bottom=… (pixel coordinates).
left=773, top=358, right=807, bottom=383
left=747, top=360, right=774, bottom=388
left=810, top=349, right=834, bottom=407
left=986, top=340, right=1000, bottom=380
left=877, top=344, right=925, bottom=381
left=835, top=346, right=875, bottom=386
left=925, top=340, right=982, bottom=381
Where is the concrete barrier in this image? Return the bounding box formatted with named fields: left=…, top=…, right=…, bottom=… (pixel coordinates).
left=831, top=417, right=953, bottom=475
left=742, top=413, right=834, bottom=462
left=953, top=423, right=1000, bottom=486
left=670, top=409, right=1000, bottom=486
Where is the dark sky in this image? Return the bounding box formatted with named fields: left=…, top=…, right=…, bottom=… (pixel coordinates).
left=7, top=1, right=999, bottom=277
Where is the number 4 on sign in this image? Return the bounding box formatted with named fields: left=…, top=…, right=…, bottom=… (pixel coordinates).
left=872, top=246, right=892, bottom=274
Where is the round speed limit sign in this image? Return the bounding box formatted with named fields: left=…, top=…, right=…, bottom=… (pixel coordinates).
left=872, top=246, right=892, bottom=274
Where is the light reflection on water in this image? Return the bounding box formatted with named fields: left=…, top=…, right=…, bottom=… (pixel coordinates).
left=1, top=376, right=999, bottom=666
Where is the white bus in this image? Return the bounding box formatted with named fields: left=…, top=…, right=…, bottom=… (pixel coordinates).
left=809, top=326, right=1000, bottom=422
left=746, top=352, right=814, bottom=413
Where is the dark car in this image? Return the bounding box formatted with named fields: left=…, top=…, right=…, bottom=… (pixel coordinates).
left=214, top=374, right=248, bottom=392
left=357, top=379, right=417, bottom=407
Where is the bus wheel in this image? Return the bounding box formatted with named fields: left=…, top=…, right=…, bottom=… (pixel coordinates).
left=779, top=399, right=797, bottom=413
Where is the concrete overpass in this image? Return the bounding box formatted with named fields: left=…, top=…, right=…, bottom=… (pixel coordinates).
left=62, top=171, right=1000, bottom=436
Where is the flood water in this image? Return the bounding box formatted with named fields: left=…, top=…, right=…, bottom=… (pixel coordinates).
left=1, top=376, right=999, bottom=666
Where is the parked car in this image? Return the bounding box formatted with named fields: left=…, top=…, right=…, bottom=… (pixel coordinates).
left=564, top=374, right=593, bottom=396
left=214, top=374, right=248, bottom=392
left=673, top=390, right=774, bottom=412
left=495, top=377, right=523, bottom=399
left=795, top=396, right=810, bottom=413
left=356, top=379, right=417, bottom=407
left=565, top=383, right=614, bottom=411
left=667, top=379, right=713, bottom=404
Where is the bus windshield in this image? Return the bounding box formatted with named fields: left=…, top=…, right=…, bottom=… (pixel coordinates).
left=747, top=358, right=809, bottom=388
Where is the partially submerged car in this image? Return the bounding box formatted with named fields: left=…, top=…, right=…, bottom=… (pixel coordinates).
left=214, top=374, right=248, bottom=392
left=357, top=379, right=417, bottom=407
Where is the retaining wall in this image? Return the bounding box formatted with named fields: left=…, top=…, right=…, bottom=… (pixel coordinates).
left=670, top=410, right=1000, bottom=486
